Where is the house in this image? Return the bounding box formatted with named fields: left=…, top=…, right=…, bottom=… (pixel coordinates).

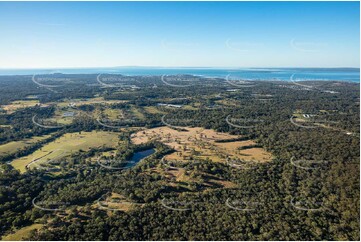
left=157, top=103, right=183, bottom=108
left=63, top=111, right=75, bottom=117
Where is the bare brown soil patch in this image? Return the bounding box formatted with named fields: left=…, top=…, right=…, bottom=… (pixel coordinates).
left=131, top=126, right=272, bottom=163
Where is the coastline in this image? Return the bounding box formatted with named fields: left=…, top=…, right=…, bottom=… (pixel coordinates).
left=0, top=67, right=359, bottom=83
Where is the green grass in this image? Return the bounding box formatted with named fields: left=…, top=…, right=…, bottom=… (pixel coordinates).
left=0, top=135, right=51, bottom=157
left=1, top=224, right=43, bottom=241
left=2, top=100, right=40, bottom=113
left=103, top=108, right=124, bottom=119
left=11, top=131, right=120, bottom=173
left=182, top=105, right=198, bottom=110
left=143, top=106, right=165, bottom=114
left=44, top=106, right=77, bottom=125
left=130, top=106, right=145, bottom=119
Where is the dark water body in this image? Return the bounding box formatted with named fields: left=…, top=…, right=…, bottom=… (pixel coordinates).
left=0, top=67, right=359, bottom=82
left=125, top=148, right=155, bottom=168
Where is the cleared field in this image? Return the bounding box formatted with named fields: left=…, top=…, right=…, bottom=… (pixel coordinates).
left=143, top=106, right=165, bottom=114
left=290, top=111, right=354, bottom=135
left=89, top=149, right=117, bottom=162
left=101, top=108, right=125, bottom=119
left=182, top=105, right=198, bottom=110
left=1, top=224, right=43, bottom=241
left=152, top=166, right=238, bottom=190
left=45, top=107, right=77, bottom=125
left=11, top=131, right=120, bottom=173
left=96, top=107, right=142, bottom=126
left=1, top=100, right=45, bottom=114
left=0, top=125, right=12, bottom=128
left=131, top=126, right=272, bottom=163
left=0, top=135, right=51, bottom=157
left=215, top=99, right=240, bottom=107
left=0, top=98, right=125, bottom=120
left=56, top=97, right=128, bottom=107
left=96, top=193, right=138, bottom=213
left=44, top=97, right=128, bottom=124
left=130, top=106, right=145, bottom=119
left=25, top=95, right=40, bottom=99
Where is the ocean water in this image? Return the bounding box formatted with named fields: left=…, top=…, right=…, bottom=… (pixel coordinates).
left=0, top=67, right=359, bottom=82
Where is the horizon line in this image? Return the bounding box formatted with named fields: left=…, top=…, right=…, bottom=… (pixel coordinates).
left=0, top=66, right=359, bottom=70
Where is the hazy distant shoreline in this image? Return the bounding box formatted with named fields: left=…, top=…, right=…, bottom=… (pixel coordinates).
left=0, top=67, right=359, bottom=82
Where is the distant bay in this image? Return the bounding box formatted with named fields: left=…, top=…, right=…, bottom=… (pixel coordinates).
left=0, top=67, right=359, bottom=82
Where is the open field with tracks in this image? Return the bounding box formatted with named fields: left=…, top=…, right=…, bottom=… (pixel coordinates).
left=1, top=100, right=43, bottom=114
left=11, top=131, right=120, bottom=172
left=0, top=135, right=51, bottom=157
left=131, top=126, right=272, bottom=163
left=95, top=193, right=139, bottom=213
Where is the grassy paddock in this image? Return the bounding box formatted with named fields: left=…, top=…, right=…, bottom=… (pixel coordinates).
left=1, top=224, right=43, bottom=241
left=131, top=126, right=272, bottom=163
left=0, top=135, right=51, bottom=157
left=11, top=131, right=120, bottom=172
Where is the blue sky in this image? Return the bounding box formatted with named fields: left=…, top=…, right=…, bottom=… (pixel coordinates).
left=0, top=1, right=359, bottom=68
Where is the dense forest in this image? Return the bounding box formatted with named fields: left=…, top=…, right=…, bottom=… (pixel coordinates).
left=0, top=74, right=359, bottom=240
